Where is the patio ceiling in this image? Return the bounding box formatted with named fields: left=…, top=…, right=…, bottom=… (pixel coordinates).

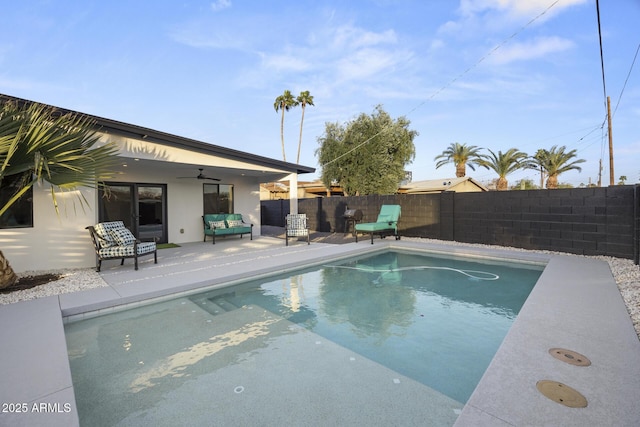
left=112, top=158, right=299, bottom=184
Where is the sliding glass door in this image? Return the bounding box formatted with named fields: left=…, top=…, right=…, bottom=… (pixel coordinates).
left=99, top=183, right=167, bottom=244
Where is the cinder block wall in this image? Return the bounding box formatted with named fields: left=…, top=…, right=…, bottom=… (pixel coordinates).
left=260, top=199, right=289, bottom=227
left=261, top=185, right=639, bottom=260
left=451, top=186, right=635, bottom=258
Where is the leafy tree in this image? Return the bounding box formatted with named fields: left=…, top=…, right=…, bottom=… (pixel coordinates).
left=296, top=91, right=314, bottom=164
left=434, top=142, right=483, bottom=177
left=0, top=101, right=118, bottom=289
left=511, top=178, right=539, bottom=190
left=476, top=148, right=529, bottom=191
left=316, top=105, right=417, bottom=195
left=539, top=145, right=585, bottom=189
left=273, top=90, right=298, bottom=162
left=618, top=175, right=627, bottom=185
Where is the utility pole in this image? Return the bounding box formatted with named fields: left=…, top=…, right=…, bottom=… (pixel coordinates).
left=597, top=159, right=602, bottom=187
left=607, top=96, right=614, bottom=185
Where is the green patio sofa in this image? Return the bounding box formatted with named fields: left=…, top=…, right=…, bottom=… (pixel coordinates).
left=355, top=204, right=401, bottom=244
left=203, top=213, right=253, bottom=244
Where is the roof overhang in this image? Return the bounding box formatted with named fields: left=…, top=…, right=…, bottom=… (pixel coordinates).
left=0, top=93, right=315, bottom=178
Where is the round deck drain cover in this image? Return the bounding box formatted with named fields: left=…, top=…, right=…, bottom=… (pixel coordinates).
left=536, top=380, right=588, bottom=408
left=549, top=348, right=591, bottom=366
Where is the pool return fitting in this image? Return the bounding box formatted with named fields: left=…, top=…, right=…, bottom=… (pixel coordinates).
left=536, top=348, right=591, bottom=408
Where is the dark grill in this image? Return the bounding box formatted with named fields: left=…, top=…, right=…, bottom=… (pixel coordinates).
left=343, top=209, right=363, bottom=235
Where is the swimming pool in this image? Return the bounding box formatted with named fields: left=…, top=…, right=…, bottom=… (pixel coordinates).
left=64, top=250, right=543, bottom=426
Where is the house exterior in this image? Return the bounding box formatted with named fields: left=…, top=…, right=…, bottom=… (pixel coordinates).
left=0, top=94, right=314, bottom=272
left=260, top=180, right=345, bottom=199
left=397, top=177, right=488, bottom=194
left=260, top=177, right=487, bottom=200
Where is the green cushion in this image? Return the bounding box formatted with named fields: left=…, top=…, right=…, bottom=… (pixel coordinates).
left=356, top=205, right=401, bottom=233
left=203, top=213, right=251, bottom=236
left=214, top=226, right=251, bottom=235
left=376, top=215, right=392, bottom=223
left=356, top=222, right=396, bottom=232
left=377, top=205, right=401, bottom=222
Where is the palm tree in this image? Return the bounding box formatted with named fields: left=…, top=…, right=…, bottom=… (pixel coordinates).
left=540, top=145, right=585, bottom=189
left=0, top=100, right=118, bottom=289
left=273, top=90, right=299, bottom=162
left=434, top=142, right=483, bottom=177
left=296, top=91, right=314, bottom=164
left=529, top=149, right=549, bottom=189
left=476, top=148, right=529, bottom=191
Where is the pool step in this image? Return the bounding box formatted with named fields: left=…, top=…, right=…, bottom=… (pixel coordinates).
left=214, top=298, right=239, bottom=312
left=188, top=294, right=240, bottom=317
left=202, top=301, right=226, bottom=315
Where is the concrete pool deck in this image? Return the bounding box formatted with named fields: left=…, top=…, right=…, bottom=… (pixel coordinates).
left=1, top=236, right=639, bottom=426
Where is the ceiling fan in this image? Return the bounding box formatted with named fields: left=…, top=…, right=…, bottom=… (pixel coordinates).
left=177, top=168, right=220, bottom=181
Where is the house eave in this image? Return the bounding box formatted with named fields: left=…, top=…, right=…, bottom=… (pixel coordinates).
left=0, top=93, right=315, bottom=176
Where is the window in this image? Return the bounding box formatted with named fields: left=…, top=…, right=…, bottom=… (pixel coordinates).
left=0, top=175, right=33, bottom=228
left=203, top=184, right=233, bottom=214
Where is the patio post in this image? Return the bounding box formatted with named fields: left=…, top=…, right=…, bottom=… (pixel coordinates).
left=287, top=173, right=298, bottom=215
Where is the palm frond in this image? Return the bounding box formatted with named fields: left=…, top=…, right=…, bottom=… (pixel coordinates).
left=1, top=101, right=119, bottom=216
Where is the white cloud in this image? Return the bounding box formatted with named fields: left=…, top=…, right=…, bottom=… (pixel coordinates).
left=170, top=21, right=246, bottom=50
left=336, top=48, right=404, bottom=80
left=441, top=0, right=589, bottom=38
left=211, top=0, right=231, bottom=12
left=459, top=0, right=588, bottom=19
left=256, top=23, right=411, bottom=88
left=331, top=26, right=397, bottom=50
left=489, top=36, right=574, bottom=64
left=260, top=53, right=311, bottom=72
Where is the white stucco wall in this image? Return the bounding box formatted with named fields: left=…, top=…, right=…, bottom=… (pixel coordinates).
left=114, top=166, right=262, bottom=245
left=0, top=174, right=265, bottom=273
left=0, top=184, right=97, bottom=273
left=1, top=132, right=297, bottom=273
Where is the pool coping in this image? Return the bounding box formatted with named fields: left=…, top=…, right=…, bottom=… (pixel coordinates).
left=1, top=237, right=639, bottom=426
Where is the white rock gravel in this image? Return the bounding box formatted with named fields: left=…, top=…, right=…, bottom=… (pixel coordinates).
left=1, top=242, right=638, bottom=339
left=0, top=268, right=108, bottom=305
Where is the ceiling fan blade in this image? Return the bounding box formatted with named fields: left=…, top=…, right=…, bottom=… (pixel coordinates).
left=177, top=168, right=219, bottom=181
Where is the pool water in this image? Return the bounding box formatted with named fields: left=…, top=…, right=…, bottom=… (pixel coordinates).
left=65, top=250, right=542, bottom=425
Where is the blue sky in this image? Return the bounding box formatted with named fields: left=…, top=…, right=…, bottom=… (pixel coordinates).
left=1, top=0, right=638, bottom=187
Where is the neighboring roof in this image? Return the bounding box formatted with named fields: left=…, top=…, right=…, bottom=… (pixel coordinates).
left=297, top=180, right=344, bottom=193
left=0, top=93, right=315, bottom=175
left=399, top=177, right=488, bottom=194
left=263, top=177, right=487, bottom=197
left=261, top=182, right=289, bottom=193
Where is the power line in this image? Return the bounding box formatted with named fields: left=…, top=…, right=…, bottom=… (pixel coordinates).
left=595, top=0, right=608, bottom=106
left=613, top=43, right=640, bottom=117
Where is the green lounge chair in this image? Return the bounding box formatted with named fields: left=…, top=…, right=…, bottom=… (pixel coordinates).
left=355, top=205, right=401, bottom=244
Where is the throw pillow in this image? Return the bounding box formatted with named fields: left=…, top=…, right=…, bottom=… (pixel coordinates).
left=95, top=231, right=115, bottom=248
left=227, top=219, right=243, bottom=228
left=110, top=228, right=136, bottom=246
left=209, top=220, right=226, bottom=229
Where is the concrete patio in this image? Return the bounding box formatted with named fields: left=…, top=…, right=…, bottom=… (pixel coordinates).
left=1, top=234, right=639, bottom=426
